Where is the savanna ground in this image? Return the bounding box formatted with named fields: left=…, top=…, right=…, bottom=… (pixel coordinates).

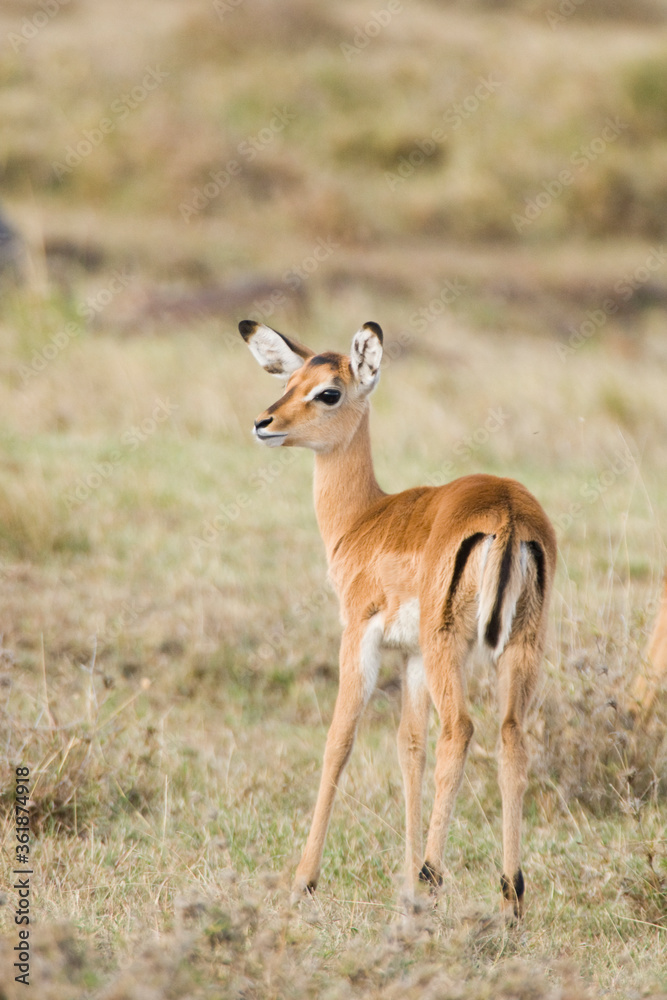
left=2, top=0, right=667, bottom=996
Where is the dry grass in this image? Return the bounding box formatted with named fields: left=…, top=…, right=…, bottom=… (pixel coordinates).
left=1, top=286, right=667, bottom=997
left=1, top=0, right=667, bottom=997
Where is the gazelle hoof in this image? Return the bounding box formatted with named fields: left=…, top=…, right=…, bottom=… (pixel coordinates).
left=290, top=874, right=317, bottom=906
left=500, top=869, right=524, bottom=920
left=418, top=861, right=443, bottom=891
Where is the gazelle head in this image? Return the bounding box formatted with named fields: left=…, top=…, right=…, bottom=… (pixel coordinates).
left=239, top=320, right=383, bottom=453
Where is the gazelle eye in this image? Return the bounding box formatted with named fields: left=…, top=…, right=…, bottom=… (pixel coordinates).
left=315, top=388, right=341, bottom=406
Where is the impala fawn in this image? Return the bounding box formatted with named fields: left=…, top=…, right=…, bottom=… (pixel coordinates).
left=239, top=319, right=556, bottom=917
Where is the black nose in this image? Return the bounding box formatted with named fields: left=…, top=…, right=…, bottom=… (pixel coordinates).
left=255, top=416, right=273, bottom=431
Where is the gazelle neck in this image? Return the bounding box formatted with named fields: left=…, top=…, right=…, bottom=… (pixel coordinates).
left=313, top=408, right=385, bottom=561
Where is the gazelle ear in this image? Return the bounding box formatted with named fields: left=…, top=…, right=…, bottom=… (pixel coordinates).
left=350, top=322, right=383, bottom=393
left=238, top=321, right=314, bottom=380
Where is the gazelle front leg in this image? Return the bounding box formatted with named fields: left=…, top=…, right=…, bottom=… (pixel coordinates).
left=397, top=655, right=431, bottom=905
left=292, top=619, right=381, bottom=898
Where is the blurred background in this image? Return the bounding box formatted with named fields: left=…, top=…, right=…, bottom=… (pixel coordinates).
left=3, top=0, right=667, bottom=327
left=2, top=1, right=667, bottom=996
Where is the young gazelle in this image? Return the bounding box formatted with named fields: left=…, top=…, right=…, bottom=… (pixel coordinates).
left=239, top=319, right=556, bottom=917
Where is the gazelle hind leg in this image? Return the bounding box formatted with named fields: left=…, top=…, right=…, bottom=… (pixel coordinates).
left=293, top=622, right=380, bottom=898
left=420, top=631, right=473, bottom=891
left=397, top=655, right=431, bottom=905
left=496, top=636, right=541, bottom=919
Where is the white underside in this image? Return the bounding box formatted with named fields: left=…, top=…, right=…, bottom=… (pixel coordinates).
left=359, top=539, right=533, bottom=697
left=360, top=600, right=423, bottom=702
left=384, top=598, right=421, bottom=652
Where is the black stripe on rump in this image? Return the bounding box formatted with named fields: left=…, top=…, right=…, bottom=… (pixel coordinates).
left=526, top=540, right=546, bottom=604
left=484, top=530, right=514, bottom=649
left=442, top=532, right=486, bottom=631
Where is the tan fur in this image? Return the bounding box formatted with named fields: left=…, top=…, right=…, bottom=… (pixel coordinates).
left=631, top=572, right=667, bottom=715
left=239, top=320, right=557, bottom=917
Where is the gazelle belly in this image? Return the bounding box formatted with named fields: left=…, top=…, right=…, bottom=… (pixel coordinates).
left=383, top=598, right=421, bottom=653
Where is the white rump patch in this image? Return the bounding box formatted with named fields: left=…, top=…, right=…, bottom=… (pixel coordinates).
left=479, top=535, right=494, bottom=575
left=477, top=538, right=530, bottom=659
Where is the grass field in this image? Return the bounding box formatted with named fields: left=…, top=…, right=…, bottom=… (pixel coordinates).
left=2, top=1, right=667, bottom=997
